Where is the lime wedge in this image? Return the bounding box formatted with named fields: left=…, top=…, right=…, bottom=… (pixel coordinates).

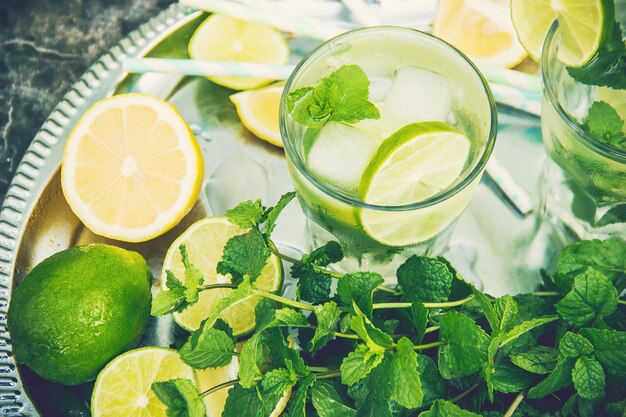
left=359, top=122, right=471, bottom=246
left=91, top=348, right=195, bottom=417
left=189, top=14, right=289, bottom=90
left=161, top=217, right=283, bottom=335
left=511, top=0, right=610, bottom=66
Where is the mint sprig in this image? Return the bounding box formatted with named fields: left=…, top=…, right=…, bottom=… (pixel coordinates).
left=152, top=195, right=626, bottom=417
left=286, top=64, right=380, bottom=129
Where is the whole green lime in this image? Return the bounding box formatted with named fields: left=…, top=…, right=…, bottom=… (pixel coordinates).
left=8, top=244, right=152, bottom=385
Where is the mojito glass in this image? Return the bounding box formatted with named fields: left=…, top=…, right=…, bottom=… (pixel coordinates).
left=540, top=23, right=626, bottom=240
left=280, top=27, right=497, bottom=280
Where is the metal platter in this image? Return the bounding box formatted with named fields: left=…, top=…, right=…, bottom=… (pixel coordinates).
left=0, top=3, right=556, bottom=415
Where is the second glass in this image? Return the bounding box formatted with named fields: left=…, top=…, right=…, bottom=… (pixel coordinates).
left=280, top=27, right=497, bottom=281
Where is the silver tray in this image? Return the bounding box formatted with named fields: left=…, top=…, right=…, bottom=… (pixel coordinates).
left=0, top=3, right=555, bottom=415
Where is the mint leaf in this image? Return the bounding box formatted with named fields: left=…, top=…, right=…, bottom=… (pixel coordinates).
left=309, top=301, right=341, bottom=353
left=151, top=287, right=186, bottom=316
left=438, top=312, right=490, bottom=378
left=472, top=288, right=499, bottom=335
left=484, top=334, right=503, bottom=401
left=179, top=319, right=236, bottom=369
left=357, top=398, right=395, bottom=417
left=341, top=344, right=385, bottom=386
left=494, top=295, right=519, bottom=334
left=311, top=380, right=358, bottom=417
left=500, top=316, right=558, bottom=347
left=405, top=302, right=428, bottom=344
left=166, top=269, right=185, bottom=291
left=239, top=333, right=265, bottom=388
left=223, top=383, right=282, bottom=417
left=217, top=228, right=271, bottom=284
left=308, top=241, right=344, bottom=266
left=287, top=65, right=380, bottom=129
left=528, top=356, right=575, bottom=399
left=582, top=101, right=625, bottom=150
left=202, top=278, right=252, bottom=329
left=349, top=303, right=393, bottom=349
left=225, top=200, right=265, bottom=228
left=572, top=355, right=605, bottom=401
left=397, top=256, right=453, bottom=303
left=491, top=360, right=533, bottom=394
left=180, top=245, right=204, bottom=304
left=264, top=192, right=296, bottom=238
left=579, top=328, right=626, bottom=376
left=262, top=368, right=297, bottom=398
left=419, top=400, right=481, bottom=417
left=391, top=337, right=423, bottom=409
left=567, top=19, right=626, bottom=89
left=555, top=269, right=618, bottom=327
left=437, top=257, right=473, bottom=300
left=337, top=272, right=384, bottom=316
left=418, top=355, right=445, bottom=406
left=555, top=239, right=626, bottom=292
left=559, top=332, right=594, bottom=359
left=284, top=373, right=316, bottom=417
left=511, top=346, right=559, bottom=375
left=152, top=378, right=206, bottom=417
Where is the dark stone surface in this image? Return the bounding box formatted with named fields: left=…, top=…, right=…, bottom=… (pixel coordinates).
left=0, top=0, right=176, bottom=201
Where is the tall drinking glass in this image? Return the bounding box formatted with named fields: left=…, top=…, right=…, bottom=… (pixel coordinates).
left=540, top=23, right=626, bottom=241
left=280, top=27, right=497, bottom=282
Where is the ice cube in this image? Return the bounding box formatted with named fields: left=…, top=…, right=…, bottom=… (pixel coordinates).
left=368, top=76, right=393, bottom=102
left=307, top=122, right=379, bottom=193
left=383, top=66, right=453, bottom=128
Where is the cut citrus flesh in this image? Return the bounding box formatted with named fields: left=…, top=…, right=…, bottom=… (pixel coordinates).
left=91, top=348, right=195, bottom=417
left=511, top=0, right=608, bottom=66
left=61, top=93, right=203, bottom=242
left=161, top=217, right=283, bottom=335
left=230, top=84, right=283, bottom=147
left=359, top=122, right=471, bottom=246
left=195, top=357, right=239, bottom=417
left=433, top=0, right=527, bottom=68
left=189, top=14, right=289, bottom=90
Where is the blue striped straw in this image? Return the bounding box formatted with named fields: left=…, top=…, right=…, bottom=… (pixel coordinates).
left=124, top=58, right=294, bottom=80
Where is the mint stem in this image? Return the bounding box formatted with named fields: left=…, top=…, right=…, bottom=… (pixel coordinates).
left=412, top=340, right=444, bottom=351
left=253, top=289, right=317, bottom=311
left=450, top=382, right=479, bottom=403
left=267, top=240, right=398, bottom=294
left=331, top=331, right=359, bottom=340
left=199, top=283, right=239, bottom=290
left=531, top=291, right=561, bottom=297
left=372, top=295, right=475, bottom=310
left=314, top=370, right=342, bottom=380
left=199, top=378, right=239, bottom=398
left=503, top=391, right=526, bottom=417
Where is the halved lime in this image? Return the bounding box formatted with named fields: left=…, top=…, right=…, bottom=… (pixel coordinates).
left=189, top=14, right=289, bottom=90
left=161, top=217, right=283, bottom=335
left=358, top=122, right=471, bottom=246
left=91, top=348, right=195, bottom=417
left=511, top=0, right=610, bottom=66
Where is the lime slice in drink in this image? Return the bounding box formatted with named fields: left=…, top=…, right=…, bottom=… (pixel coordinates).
left=91, top=348, right=195, bottom=417
left=359, top=122, right=471, bottom=246
left=189, top=14, right=289, bottom=90
left=161, top=217, right=283, bottom=335
left=511, top=0, right=610, bottom=66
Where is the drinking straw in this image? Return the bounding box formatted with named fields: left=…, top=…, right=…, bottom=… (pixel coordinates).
left=486, top=159, right=535, bottom=216
left=124, top=58, right=294, bottom=80
left=181, top=0, right=347, bottom=40
left=340, top=0, right=383, bottom=26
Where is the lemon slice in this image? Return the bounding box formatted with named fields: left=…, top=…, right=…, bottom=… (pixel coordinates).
left=91, top=348, right=195, bottom=417
left=359, top=122, right=471, bottom=246
left=230, top=84, right=283, bottom=147
left=433, top=0, right=527, bottom=68
left=189, top=14, right=289, bottom=90
left=161, top=217, right=283, bottom=335
left=61, top=93, right=203, bottom=242
left=511, top=0, right=609, bottom=66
